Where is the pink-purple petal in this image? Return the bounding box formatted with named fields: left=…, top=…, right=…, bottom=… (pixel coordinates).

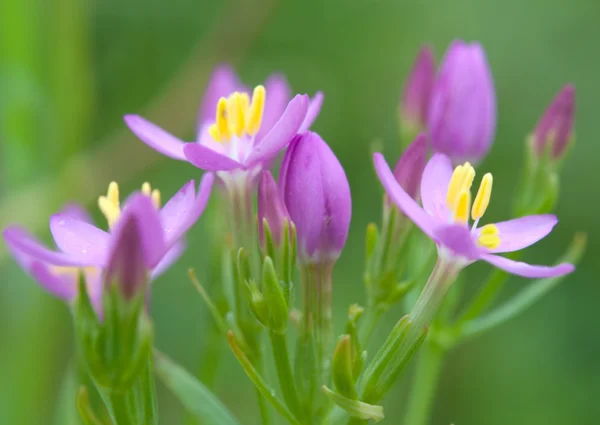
left=124, top=115, right=187, bottom=160
left=481, top=254, right=575, bottom=278
left=299, top=92, right=324, bottom=132
left=245, top=94, right=309, bottom=167
left=151, top=240, right=186, bottom=280
left=373, top=153, right=437, bottom=238
left=60, top=203, right=93, bottom=223
left=421, top=153, right=453, bottom=220
left=161, top=173, right=214, bottom=247
left=485, top=215, right=558, bottom=254
left=434, top=224, right=482, bottom=260
left=29, top=262, right=78, bottom=300
left=183, top=143, right=243, bottom=171
left=50, top=215, right=110, bottom=265
left=3, top=226, right=91, bottom=267
left=255, top=73, right=292, bottom=141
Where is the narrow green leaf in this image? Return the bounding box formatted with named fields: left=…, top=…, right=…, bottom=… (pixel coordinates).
left=154, top=351, right=241, bottom=425
left=462, top=233, right=587, bottom=340
left=322, top=386, right=384, bottom=422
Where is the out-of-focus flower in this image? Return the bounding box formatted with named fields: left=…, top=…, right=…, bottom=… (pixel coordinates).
left=400, top=46, right=436, bottom=135
left=3, top=174, right=214, bottom=311
left=427, top=40, right=496, bottom=165
left=125, top=65, right=323, bottom=183
left=391, top=133, right=428, bottom=202
left=532, top=84, right=575, bottom=160
left=373, top=152, right=574, bottom=278
left=257, top=170, right=290, bottom=248
left=280, top=132, right=351, bottom=264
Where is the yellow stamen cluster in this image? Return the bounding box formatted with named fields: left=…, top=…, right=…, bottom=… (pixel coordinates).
left=208, top=85, right=266, bottom=142
left=98, top=182, right=161, bottom=229
left=478, top=224, right=500, bottom=249
left=446, top=163, right=500, bottom=249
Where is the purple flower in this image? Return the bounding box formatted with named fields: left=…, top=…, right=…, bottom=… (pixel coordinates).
left=373, top=152, right=574, bottom=278
left=533, top=84, right=575, bottom=159
left=400, top=46, right=436, bottom=132
left=427, top=40, right=496, bottom=165
left=280, top=132, right=351, bottom=264
left=124, top=65, right=323, bottom=179
left=3, top=174, right=214, bottom=311
left=258, top=170, right=290, bottom=248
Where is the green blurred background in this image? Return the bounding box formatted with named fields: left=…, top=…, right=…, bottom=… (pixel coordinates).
left=1, top=0, right=598, bottom=423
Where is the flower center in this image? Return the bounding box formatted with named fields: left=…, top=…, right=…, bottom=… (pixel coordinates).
left=208, top=85, right=266, bottom=143
left=98, top=182, right=161, bottom=229
left=445, top=162, right=500, bottom=249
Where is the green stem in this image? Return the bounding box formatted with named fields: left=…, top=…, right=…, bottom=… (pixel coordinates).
left=270, top=331, right=303, bottom=420
left=105, top=390, right=134, bottom=425
left=228, top=332, right=302, bottom=425
left=402, top=341, right=445, bottom=425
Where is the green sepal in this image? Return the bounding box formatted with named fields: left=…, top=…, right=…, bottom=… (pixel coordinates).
left=344, top=304, right=365, bottom=379
left=243, top=279, right=269, bottom=328
left=262, top=218, right=277, bottom=262
left=76, top=387, right=104, bottom=425
left=262, top=256, right=289, bottom=334
left=332, top=335, right=358, bottom=399
left=322, top=386, right=384, bottom=422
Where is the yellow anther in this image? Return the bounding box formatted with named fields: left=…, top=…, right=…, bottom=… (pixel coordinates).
left=446, top=162, right=476, bottom=214
left=472, top=173, right=493, bottom=220
left=246, top=85, right=266, bottom=136
left=477, top=224, right=500, bottom=249
left=151, top=189, right=161, bottom=209
left=239, top=92, right=250, bottom=115
left=453, top=190, right=471, bottom=224
left=215, top=97, right=230, bottom=142
left=141, top=182, right=161, bottom=209
left=208, top=124, right=220, bottom=141
left=141, top=182, right=152, bottom=196
left=98, top=182, right=121, bottom=229
left=446, top=164, right=465, bottom=210
left=227, top=92, right=246, bottom=137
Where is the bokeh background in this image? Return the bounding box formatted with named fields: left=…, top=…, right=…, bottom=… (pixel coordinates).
left=1, top=0, right=598, bottom=424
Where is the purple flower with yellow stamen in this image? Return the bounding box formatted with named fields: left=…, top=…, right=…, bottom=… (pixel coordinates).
left=373, top=152, right=574, bottom=278
left=3, top=174, right=214, bottom=312
left=124, top=65, right=322, bottom=182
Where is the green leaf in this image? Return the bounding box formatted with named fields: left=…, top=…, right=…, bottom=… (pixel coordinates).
left=322, top=386, right=384, bottom=422
left=154, top=352, right=241, bottom=425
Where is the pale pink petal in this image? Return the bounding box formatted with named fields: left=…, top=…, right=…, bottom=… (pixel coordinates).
left=373, top=153, right=437, bottom=238
left=482, top=254, right=575, bottom=278
left=255, top=73, right=292, bottom=141
left=245, top=94, right=309, bottom=167
left=183, top=143, right=243, bottom=171
left=421, top=153, right=453, bottom=220
left=299, top=91, right=324, bottom=132
left=433, top=224, right=482, bottom=260
left=151, top=240, right=186, bottom=280
left=124, top=115, right=186, bottom=160
left=50, top=215, right=110, bottom=265
left=485, top=215, right=558, bottom=254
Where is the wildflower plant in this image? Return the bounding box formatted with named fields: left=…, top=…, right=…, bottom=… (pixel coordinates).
left=2, top=41, right=585, bottom=425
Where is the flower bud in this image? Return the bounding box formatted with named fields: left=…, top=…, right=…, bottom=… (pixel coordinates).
left=258, top=170, right=290, bottom=249
left=427, top=40, right=496, bottom=164
left=280, top=132, right=352, bottom=264
left=400, top=46, right=435, bottom=139
left=532, top=84, right=575, bottom=160
left=392, top=133, right=428, bottom=201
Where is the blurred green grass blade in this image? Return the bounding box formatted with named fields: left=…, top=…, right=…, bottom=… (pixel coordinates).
left=462, top=233, right=587, bottom=340
left=0, top=0, right=43, bottom=185
left=45, top=0, right=94, bottom=166
left=155, top=351, right=242, bottom=425
left=54, top=363, right=83, bottom=425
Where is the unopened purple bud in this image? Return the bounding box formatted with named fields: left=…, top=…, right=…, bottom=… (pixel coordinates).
left=258, top=171, right=290, bottom=248
left=104, top=195, right=163, bottom=300
left=533, top=84, right=575, bottom=159
left=428, top=40, right=496, bottom=165
left=280, top=132, right=352, bottom=264
left=392, top=133, right=428, bottom=201
left=400, top=46, right=436, bottom=132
